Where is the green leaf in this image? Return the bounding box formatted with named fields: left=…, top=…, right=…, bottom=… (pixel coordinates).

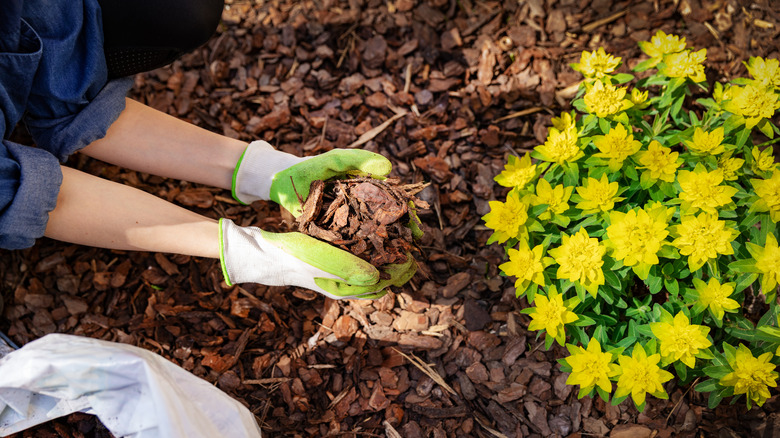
left=757, top=119, right=775, bottom=139
left=664, top=278, right=680, bottom=298
left=604, top=269, right=622, bottom=291
left=633, top=58, right=657, bottom=72
left=612, top=73, right=635, bottom=84
left=695, top=379, right=720, bottom=393
left=598, top=117, right=611, bottom=135
left=674, top=360, right=688, bottom=381
left=735, top=128, right=751, bottom=149
left=646, top=272, right=664, bottom=294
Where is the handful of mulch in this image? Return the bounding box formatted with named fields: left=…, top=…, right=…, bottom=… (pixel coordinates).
left=295, top=177, right=429, bottom=268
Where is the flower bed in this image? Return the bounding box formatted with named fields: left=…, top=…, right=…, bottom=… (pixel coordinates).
left=484, top=30, right=780, bottom=411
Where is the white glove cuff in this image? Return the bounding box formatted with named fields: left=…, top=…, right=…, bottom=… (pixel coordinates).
left=219, top=219, right=340, bottom=292
left=232, top=140, right=310, bottom=204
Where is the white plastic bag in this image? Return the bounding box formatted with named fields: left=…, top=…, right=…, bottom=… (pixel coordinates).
left=0, top=334, right=262, bottom=438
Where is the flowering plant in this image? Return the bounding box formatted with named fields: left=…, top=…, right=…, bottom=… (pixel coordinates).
left=484, top=30, right=780, bottom=411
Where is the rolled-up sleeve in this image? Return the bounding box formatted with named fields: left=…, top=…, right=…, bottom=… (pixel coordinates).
left=22, top=0, right=133, bottom=160
left=0, top=141, right=62, bottom=249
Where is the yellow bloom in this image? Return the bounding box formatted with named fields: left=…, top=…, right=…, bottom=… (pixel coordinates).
left=752, top=146, right=777, bottom=174
left=584, top=80, right=632, bottom=118
left=671, top=212, right=738, bottom=272
left=551, top=111, right=577, bottom=132
left=529, top=178, right=572, bottom=221
left=527, top=288, right=578, bottom=345
left=606, top=205, right=671, bottom=278
left=572, top=47, right=621, bottom=78
left=746, top=233, right=780, bottom=293
left=565, top=338, right=618, bottom=394
left=723, top=83, right=780, bottom=129
left=593, top=123, right=642, bottom=172
left=500, top=240, right=547, bottom=291
left=548, top=228, right=606, bottom=297
left=482, top=190, right=529, bottom=244
left=638, top=30, right=687, bottom=64
left=650, top=312, right=712, bottom=368
left=745, top=56, right=780, bottom=88
left=718, top=154, right=744, bottom=181
left=751, top=170, right=780, bottom=222
left=692, top=277, right=740, bottom=320
left=636, top=140, right=681, bottom=183
left=685, top=126, right=725, bottom=155
left=661, top=49, right=707, bottom=82
left=495, top=153, right=537, bottom=188
left=614, top=345, right=674, bottom=407
left=535, top=126, right=583, bottom=165
left=630, top=88, right=649, bottom=106
left=677, top=165, right=738, bottom=214
left=720, top=344, right=778, bottom=408
left=575, top=174, right=623, bottom=214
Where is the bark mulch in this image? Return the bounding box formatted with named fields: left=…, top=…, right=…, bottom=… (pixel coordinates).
left=2, top=0, right=780, bottom=437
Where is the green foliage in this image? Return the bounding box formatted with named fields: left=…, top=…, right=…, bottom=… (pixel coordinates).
left=483, top=31, right=780, bottom=409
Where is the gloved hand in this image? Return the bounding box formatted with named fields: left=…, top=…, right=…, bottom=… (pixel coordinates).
left=231, top=140, right=392, bottom=216
left=219, top=219, right=417, bottom=299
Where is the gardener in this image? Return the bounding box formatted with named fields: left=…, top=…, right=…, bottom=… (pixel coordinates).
left=0, top=0, right=415, bottom=301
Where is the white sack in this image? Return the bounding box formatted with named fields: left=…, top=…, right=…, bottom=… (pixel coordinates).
left=0, top=334, right=262, bottom=438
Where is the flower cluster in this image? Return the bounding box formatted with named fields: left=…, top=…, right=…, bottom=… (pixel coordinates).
left=484, top=32, right=780, bottom=411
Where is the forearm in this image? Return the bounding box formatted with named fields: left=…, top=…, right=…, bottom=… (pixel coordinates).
left=80, top=98, right=247, bottom=190
left=45, top=166, right=220, bottom=258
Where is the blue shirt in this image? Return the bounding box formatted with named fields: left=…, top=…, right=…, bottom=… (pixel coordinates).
left=0, top=0, right=133, bottom=249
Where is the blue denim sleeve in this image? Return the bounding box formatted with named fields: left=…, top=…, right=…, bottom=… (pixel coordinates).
left=0, top=17, right=61, bottom=250
left=22, top=0, right=133, bottom=161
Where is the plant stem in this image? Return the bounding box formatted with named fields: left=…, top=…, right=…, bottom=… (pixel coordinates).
left=754, top=137, right=780, bottom=149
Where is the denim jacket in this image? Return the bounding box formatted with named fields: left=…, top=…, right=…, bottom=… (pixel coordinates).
left=0, top=0, right=133, bottom=249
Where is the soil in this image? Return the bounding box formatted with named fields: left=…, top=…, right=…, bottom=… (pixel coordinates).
left=2, top=0, right=780, bottom=437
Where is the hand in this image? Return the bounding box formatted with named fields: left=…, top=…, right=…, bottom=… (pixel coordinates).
left=219, top=219, right=415, bottom=299
left=231, top=141, right=392, bottom=216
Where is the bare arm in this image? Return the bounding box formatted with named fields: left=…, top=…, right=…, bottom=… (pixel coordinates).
left=80, top=98, right=247, bottom=190
left=45, top=166, right=220, bottom=258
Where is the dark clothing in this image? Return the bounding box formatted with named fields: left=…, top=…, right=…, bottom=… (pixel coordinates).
left=99, top=0, right=223, bottom=78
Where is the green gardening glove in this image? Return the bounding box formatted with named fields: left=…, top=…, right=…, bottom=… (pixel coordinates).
left=231, top=140, right=392, bottom=216
left=219, top=219, right=415, bottom=299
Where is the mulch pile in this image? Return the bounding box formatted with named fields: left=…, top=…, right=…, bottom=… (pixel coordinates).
left=2, top=0, right=780, bottom=437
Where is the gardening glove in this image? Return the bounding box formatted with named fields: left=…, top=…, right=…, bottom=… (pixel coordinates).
left=231, top=140, right=392, bottom=216
left=219, top=219, right=417, bottom=299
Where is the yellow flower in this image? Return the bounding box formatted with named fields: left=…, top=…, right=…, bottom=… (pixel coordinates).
left=638, top=30, right=687, bottom=65
left=575, top=174, right=623, bottom=214
left=718, top=154, right=744, bottom=181
left=565, top=338, right=619, bottom=394
left=692, top=277, right=740, bottom=320
left=482, top=189, right=529, bottom=244
left=745, top=56, right=780, bottom=88
left=723, top=83, right=780, bottom=129
left=593, top=123, right=642, bottom=172
left=527, top=288, right=578, bottom=345
left=661, top=49, right=707, bottom=82
left=751, top=146, right=777, bottom=175
left=650, top=312, right=712, bottom=368
left=529, top=178, right=572, bottom=221
left=495, top=153, right=537, bottom=188
left=500, top=240, right=548, bottom=291
left=614, top=345, right=674, bottom=408
left=746, top=233, right=780, bottom=293
left=685, top=126, right=725, bottom=155
left=584, top=80, right=632, bottom=118
left=752, top=170, right=780, bottom=223
left=635, top=140, right=681, bottom=183
left=677, top=165, right=738, bottom=214
left=535, top=126, right=583, bottom=165
left=548, top=228, right=606, bottom=297
left=572, top=47, right=622, bottom=78
left=606, top=205, right=671, bottom=279
left=551, top=111, right=577, bottom=132
left=720, top=344, right=778, bottom=408
left=671, top=212, right=738, bottom=272
left=630, top=88, right=649, bottom=106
